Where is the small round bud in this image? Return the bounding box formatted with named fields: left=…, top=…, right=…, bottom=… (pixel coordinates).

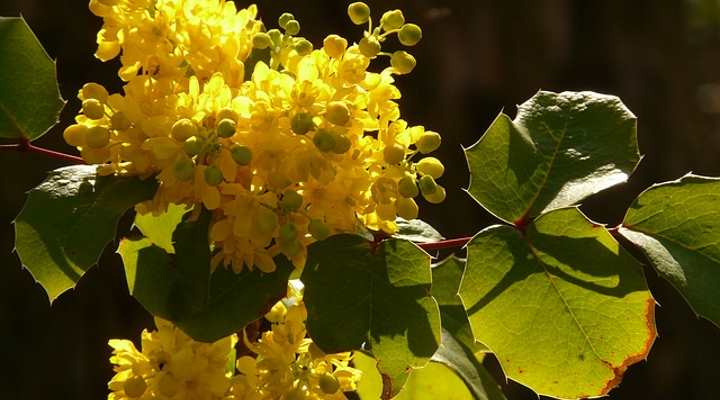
left=381, top=10, right=405, bottom=31
left=80, top=82, right=109, bottom=102
left=423, top=185, right=446, bottom=204
left=309, top=219, right=331, bottom=240
left=279, top=190, right=303, bottom=212
left=216, top=118, right=236, bottom=138
left=383, top=143, right=405, bottom=165
left=295, top=39, right=313, bottom=56
left=217, top=108, right=239, bottom=122
left=398, top=23, right=423, bottom=46
left=325, top=101, right=351, bottom=126
left=255, top=207, right=278, bottom=235
left=173, top=157, right=195, bottom=181
left=284, top=20, right=300, bottom=36
left=398, top=175, right=419, bottom=198
left=416, top=157, right=445, bottom=178
left=291, top=112, right=315, bottom=135
left=63, top=124, right=88, bottom=147
left=332, top=134, right=352, bottom=154
left=396, top=197, right=419, bottom=220
left=286, top=387, right=307, bottom=400
left=418, top=175, right=437, bottom=195
left=359, top=36, right=381, bottom=58
left=323, top=35, right=348, bottom=58
left=171, top=118, right=197, bottom=141
left=347, top=2, right=371, bottom=25
left=204, top=165, right=224, bottom=186
left=123, top=376, right=147, bottom=398
left=267, top=29, right=282, bottom=45
left=183, top=136, right=204, bottom=156
left=85, top=126, right=110, bottom=149
left=319, top=373, right=341, bottom=394
left=416, top=131, right=441, bottom=154
left=278, top=12, right=295, bottom=29
left=231, top=145, right=252, bottom=165
left=82, top=99, right=105, bottom=120
left=110, top=111, right=131, bottom=130
left=313, top=129, right=336, bottom=152
left=391, top=51, right=416, bottom=75
left=252, top=32, right=272, bottom=49
left=279, top=223, right=298, bottom=242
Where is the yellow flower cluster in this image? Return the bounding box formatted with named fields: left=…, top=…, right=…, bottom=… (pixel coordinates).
left=108, top=285, right=361, bottom=400
left=64, top=1, right=446, bottom=272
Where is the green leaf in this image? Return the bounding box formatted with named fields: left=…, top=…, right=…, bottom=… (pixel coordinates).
left=302, top=235, right=441, bottom=396
left=432, top=256, right=487, bottom=353
left=14, top=165, right=157, bottom=302
left=431, top=330, right=507, bottom=400
left=459, top=208, right=656, bottom=399
left=133, top=203, right=189, bottom=253
left=394, top=218, right=444, bottom=243
left=119, top=211, right=293, bottom=342
left=0, top=17, right=65, bottom=140
left=394, top=361, right=475, bottom=400
left=619, top=174, right=720, bottom=327
left=465, top=91, right=639, bottom=224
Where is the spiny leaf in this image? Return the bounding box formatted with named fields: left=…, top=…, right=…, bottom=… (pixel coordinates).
left=302, top=235, right=440, bottom=397
left=119, top=211, right=292, bottom=342
left=133, top=203, right=189, bottom=253
left=459, top=208, right=655, bottom=399
left=465, top=91, right=639, bottom=225
left=0, top=17, right=65, bottom=140
left=14, top=165, right=157, bottom=302
left=619, top=174, right=720, bottom=327
left=394, top=218, right=444, bottom=243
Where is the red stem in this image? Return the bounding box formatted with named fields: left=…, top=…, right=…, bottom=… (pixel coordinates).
left=2, top=139, right=85, bottom=164
left=417, top=236, right=473, bottom=251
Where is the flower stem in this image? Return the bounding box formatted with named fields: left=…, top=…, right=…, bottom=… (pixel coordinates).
left=1, top=139, right=85, bottom=164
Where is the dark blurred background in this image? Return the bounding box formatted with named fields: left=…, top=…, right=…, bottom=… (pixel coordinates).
left=1, top=0, right=720, bottom=399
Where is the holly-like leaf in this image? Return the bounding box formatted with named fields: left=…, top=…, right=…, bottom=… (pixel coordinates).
left=0, top=17, right=65, bottom=140
left=465, top=91, right=639, bottom=225
left=619, top=174, right=720, bottom=327
left=302, top=235, right=441, bottom=397
left=394, top=218, right=444, bottom=243
left=433, top=255, right=487, bottom=353
left=14, top=165, right=157, bottom=302
left=119, top=211, right=293, bottom=342
left=459, top=208, right=655, bottom=399
left=133, top=203, right=189, bottom=253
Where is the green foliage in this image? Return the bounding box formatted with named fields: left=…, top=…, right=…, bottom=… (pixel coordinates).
left=119, top=211, right=293, bottom=342
left=302, top=235, right=440, bottom=396
left=133, top=203, right=189, bottom=253
left=393, top=217, right=444, bottom=243
left=619, top=174, right=720, bottom=327
left=465, top=91, right=639, bottom=224
left=14, top=165, right=157, bottom=302
left=0, top=17, right=64, bottom=140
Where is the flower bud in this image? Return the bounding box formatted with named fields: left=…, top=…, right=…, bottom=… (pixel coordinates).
left=110, top=111, right=131, bottom=130
left=295, top=38, right=313, bottom=56
left=323, top=35, right=348, bottom=58
left=359, top=36, right=381, bottom=58
left=231, top=145, right=252, bottom=165
left=286, top=387, right=307, bottom=400
left=217, top=108, right=239, bottom=122
left=398, top=23, right=423, bottom=46
left=82, top=99, right=105, bottom=120
left=383, top=143, right=405, bottom=165
left=313, top=129, right=336, bottom=152
left=348, top=2, right=371, bottom=25
left=279, top=223, right=298, bottom=242
left=398, top=175, right=419, bottom=198
left=284, top=20, right=300, bottom=36
left=291, top=112, right=315, bottom=135
left=123, top=376, right=147, bottom=398
left=325, top=101, right=351, bottom=126
left=418, top=174, right=437, bottom=195
left=391, top=50, right=416, bottom=75
left=423, top=185, right=446, bottom=204
left=267, top=29, right=282, bottom=45
left=217, top=118, right=236, bottom=138
left=332, top=134, right=352, bottom=154
left=381, top=10, right=405, bottom=31
left=254, top=207, right=278, bottom=235
left=183, top=136, right=204, bottom=156
left=171, top=118, right=197, bottom=141
left=416, top=131, right=441, bottom=154
left=80, top=82, right=109, bottom=102
left=278, top=12, right=295, bottom=29
left=279, top=189, right=303, bottom=212
left=319, top=373, right=341, bottom=394
left=416, top=157, right=444, bottom=178
left=204, top=165, right=224, bottom=186
left=309, top=219, right=331, bottom=240
left=173, top=157, right=195, bottom=181
left=252, top=32, right=272, bottom=49
left=86, top=126, right=110, bottom=148
left=63, top=124, right=88, bottom=147
left=396, top=197, right=419, bottom=220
